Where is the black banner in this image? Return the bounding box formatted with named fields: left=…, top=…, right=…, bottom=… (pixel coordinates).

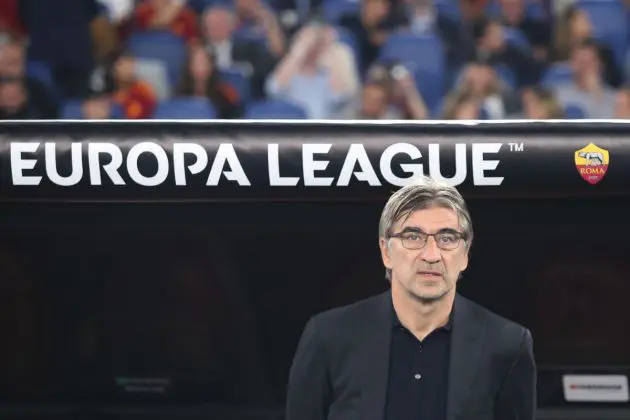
left=1, top=120, right=629, bottom=202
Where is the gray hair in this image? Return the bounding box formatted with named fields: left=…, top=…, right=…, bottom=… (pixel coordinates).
left=379, top=175, right=473, bottom=281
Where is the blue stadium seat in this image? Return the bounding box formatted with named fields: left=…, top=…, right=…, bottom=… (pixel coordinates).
left=435, top=0, right=461, bottom=22
left=127, top=31, right=187, bottom=88
left=322, top=0, right=360, bottom=24
left=218, top=68, right=252, bottom=104
left=379, top=33, right=445, bottom=113
left=61, top=100, right=124, bottom=119
left=525, top=1, right=546, bottom=20
left=153, top=98, right=217, bottom=119
left=576, top=0, right=627, bottom=67
left=484, top=0, right=546, bottom=20
left=564, top=104, right=587, bottom=119
left=503, top=27, right=531, bottom=50
left=541, top=63, right=573, bottom=86
left=26, top=61, right=58, bottom=98
left=244, top=99, right=307, bottom=119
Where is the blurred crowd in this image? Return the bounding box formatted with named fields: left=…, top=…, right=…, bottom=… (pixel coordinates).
left=2, top=0, right=630, bottom=120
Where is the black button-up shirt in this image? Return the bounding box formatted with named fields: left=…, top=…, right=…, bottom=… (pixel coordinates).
left=384, top=302, right=452, bottom=420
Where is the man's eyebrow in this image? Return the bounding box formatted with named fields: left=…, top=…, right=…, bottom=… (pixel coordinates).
left=399, top=227, right=460, bottom=234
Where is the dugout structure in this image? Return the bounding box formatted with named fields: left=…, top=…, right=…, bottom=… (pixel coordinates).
left=0, top=120, right=629, bottom=420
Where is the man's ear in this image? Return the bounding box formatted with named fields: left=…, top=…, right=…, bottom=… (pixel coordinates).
left=379, top=237, right=393, bottom=270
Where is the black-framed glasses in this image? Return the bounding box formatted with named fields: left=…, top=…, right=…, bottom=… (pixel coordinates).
left=389, top=229, right=465, bottom=251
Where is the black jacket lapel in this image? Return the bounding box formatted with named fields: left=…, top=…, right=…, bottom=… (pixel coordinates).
left=446, top=294, right=487, bottom=420
left=360, top=290, right=392, bottom=420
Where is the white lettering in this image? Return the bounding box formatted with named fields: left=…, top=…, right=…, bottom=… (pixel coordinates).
left=11, top=142, right=42, bottom=185
left=45, top=142, right=83, bottom=186
left=126, top=142, right=169, bottom=187
left=268, top=144, right=299, bottom=186
left=428, top=143, right=467, bottom=186
left=88, top=143, right=125, bottom=185
left=303, top=144, right=333, bottom=186
left=207, top=143, right=250, bottom=186
left=379, top=143, right=423, bottom=186
left=337, top=144, right=381, bottom=186
left=173, top=143, right=208, bottom=186
left=472, top=143, right=504, bottom=185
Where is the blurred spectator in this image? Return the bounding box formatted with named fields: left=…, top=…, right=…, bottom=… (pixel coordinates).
left=553, top=41, right=617, bottom=119
left=81, top=94, right=117, bottom=119
left=134, top=0, right=200, bottom=44
left=351, top=80, right=396, bottom=119
left=446, top=62, right=519, bottom=119
left=234, top=0, right=287, bottom=57
left=18, top=0, right=117, bottom=99
left=405, top=0, right=469, bottom=69
left=266, top=23, right=359, bottom=119
left=518, top=86, right=564, bottom=119
left=201, top=5, right=276, bottom=98
left=179, top=46, right=242, bottom=118
left=0, top=39, right=58, bottom=119
left=614, top=88, right=630, bottom=119
left=0, top=0, right=26, bottom=38
left=98, top=0, right=136, bottom=25
left=349, top=61, right=428, bottom=119
left=499, top=0, right=551, bottom=61
left=553, top=6, right=621, bottom=88
left=441, top=90, right=482, bottom=119
left=339, top=0, right=407, bottom=74
left=460, top=0, right=491, bottom=21
left=470, top=17, right=544, bottom=87
left=109, top=53, right=158, bottom=118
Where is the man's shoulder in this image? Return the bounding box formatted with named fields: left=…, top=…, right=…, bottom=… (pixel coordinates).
left=460, top=295, right=531, bottom=347
left=310, top=291, right=387, bottom=332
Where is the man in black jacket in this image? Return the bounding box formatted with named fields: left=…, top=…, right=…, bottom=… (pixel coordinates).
left=286, top=175, right=536, bottom=420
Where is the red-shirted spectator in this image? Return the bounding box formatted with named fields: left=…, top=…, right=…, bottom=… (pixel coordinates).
left=134, top=0, right=199, bottom=44
left=110, top=54, right=157, bottom=119
left=0, top=0, right=26, bottom=38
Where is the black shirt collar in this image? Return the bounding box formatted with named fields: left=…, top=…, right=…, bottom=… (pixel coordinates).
left=390, top=293, right=455, bottom=331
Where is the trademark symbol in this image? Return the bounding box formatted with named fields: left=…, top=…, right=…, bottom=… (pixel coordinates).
left=509, top=143, right=524, bottom=152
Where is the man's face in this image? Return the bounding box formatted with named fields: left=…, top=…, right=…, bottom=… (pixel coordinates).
left=361, top=84, right=388, bottom=118
left=203, top=9, right=234, bottom=43
left=0, top=80, right=26, bottom=111
left=483, top=22, right=504, bottom=52
left=572, top=46, right=599, bottom=76
left=500, top=0, right=523, bottom=24
left=0, top=43, right=24, bottom=77
left=614, top=90, right=630, bottom=118
left=380, top=206, right=469, bottom=302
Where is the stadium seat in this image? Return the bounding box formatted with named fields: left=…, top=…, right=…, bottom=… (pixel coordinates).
left=153, top=98, right=217, bottom=119
left=244, top=99, right=308, bottom=119
left=564, top=104, right=587, bottom=119
left=61, top=100, right=124, bottom=119
left=379, top=33, right=445, bottom=113
left=576, top=0, right=627, bottom=66
left=484, top=0, right=546, bottom=20
left=503, top=27, right=531, bottom=50
left=26, top=61, right=58, bottom=99
left=541, top=63, right=573, bottom=86
left=435, top=0, right=461, bottom=22
left=322, top=0, right=360, bottom=24
left=218, top=68, right=252, bottom=104
left=127, top=31, right=187, bottom=89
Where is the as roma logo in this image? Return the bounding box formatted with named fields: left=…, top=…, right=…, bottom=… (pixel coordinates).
left=574, top=143, right=609, bottom=185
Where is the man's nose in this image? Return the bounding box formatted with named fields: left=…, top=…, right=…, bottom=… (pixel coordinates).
left=420, top=236, right=441, bottom=262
